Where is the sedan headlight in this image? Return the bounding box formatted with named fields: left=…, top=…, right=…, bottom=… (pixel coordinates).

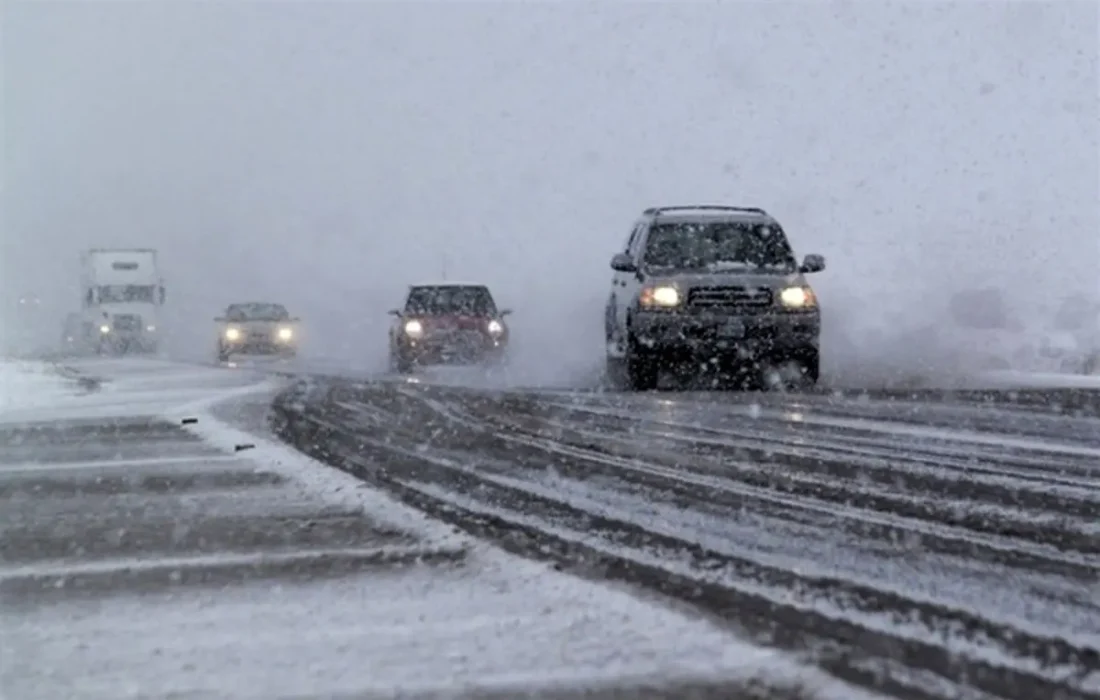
left=225, top=327, right=241, bottom=341
left=277, top=327, right=293, bottom=341
left=779, top=286, right=817, bottom=309
left=404, top=319, right=424, bottom=337
left=487, top=320, right=503, bottom=335
left=639, top=285, right=681, bottom=308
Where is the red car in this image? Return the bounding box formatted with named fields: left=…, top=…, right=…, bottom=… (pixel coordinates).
left=388, top=283, right=512, bottom=373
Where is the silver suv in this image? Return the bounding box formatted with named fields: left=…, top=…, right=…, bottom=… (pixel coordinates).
left=604, top=205, right=826, bottom=390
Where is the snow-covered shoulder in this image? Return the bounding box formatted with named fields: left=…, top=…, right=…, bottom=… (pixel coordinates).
left=0, top=360, right=85, bottom=416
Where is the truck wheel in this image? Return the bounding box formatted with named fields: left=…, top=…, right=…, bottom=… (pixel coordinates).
left=1085, top=353, right=1099, bottom=375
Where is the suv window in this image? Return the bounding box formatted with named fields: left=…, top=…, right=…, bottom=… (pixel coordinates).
left=641, top=220, right=797, bottom=272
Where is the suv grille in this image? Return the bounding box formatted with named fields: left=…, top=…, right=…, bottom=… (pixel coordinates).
left=687, top=286, right=773, bottom=309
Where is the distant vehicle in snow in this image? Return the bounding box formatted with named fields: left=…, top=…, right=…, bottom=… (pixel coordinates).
left=214, top=302, right=300, bottom=362
left=947, top=288, right=1100, bottom=375
left=78, top=248, right=165, bottom=355
left=387, top=282, right=511, bottom=374
left=604, top=205, right=826, bottom=390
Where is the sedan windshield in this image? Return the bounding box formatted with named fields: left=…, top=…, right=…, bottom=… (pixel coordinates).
left=226, top=303, right=290, bottom=322
left=406, top=286, right=497, bottom=316
left=642, top=221, right=797, bottom=272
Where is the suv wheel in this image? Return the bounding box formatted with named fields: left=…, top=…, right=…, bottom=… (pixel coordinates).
left=390, top=352, right=412, bottom=375
left=625, top=337, right=659, bottom=391
left=763, top=348, right=819, bottom=390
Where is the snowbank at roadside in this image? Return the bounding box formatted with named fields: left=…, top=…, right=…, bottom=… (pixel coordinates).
left=0, top=360, right=83, bottom=416
left=974, top=370, right=1100, bottom=389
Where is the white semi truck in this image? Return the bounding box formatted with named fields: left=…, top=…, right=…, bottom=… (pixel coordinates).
left=78, top=248, right=165, bottom=355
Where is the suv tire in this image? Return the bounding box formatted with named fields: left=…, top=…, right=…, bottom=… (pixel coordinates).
left=390, top=352, right=413, bottom=375
left=625, top=337, right=659, bottom=391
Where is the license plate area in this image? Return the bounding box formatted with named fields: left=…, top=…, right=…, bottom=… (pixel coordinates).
left=716, top=320, right=746, bottom=339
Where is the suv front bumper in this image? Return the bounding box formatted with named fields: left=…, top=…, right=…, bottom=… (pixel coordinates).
left=630, top=309, right=819, bottom=357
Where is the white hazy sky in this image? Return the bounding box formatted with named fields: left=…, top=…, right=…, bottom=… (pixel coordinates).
left=4, top=1, right=1097, bottom=382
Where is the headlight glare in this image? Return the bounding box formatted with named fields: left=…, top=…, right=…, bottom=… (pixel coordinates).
left=225, top=327, right=241, bottom=341
left=99, top=325, right=110, bottom=334
left=779, top=286, right=816, bottom=308
left=277, top=327, right=293, bottom=341
left=404, top=319, right=424, bottom=337
left=639, top=285, right=681, bottom=308
left=487, top=320, right=503, bottom=334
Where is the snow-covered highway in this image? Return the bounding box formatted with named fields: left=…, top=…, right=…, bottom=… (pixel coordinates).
left=1, top=358, right=873, bottom=700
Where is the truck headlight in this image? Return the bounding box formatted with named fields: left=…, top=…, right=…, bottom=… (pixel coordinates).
left=404, top=319, right=424, bottom=337
left=277, top=327, right=293, bottom=341
left=487, top=320, right=503, bottom=335
left=779, top=286, right=817, bottom=309
left=639, top=285, right=681, bottom=308
left=225, top=327, right=241, bottom=341
left=99, top=325, right=110, bottom=334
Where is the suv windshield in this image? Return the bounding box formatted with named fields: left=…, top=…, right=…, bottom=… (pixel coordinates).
left=406, top=286, right=497, bottom=316
left=642, top=221, right=797, bottom=272
left=226, top=303, right=290, bottom=322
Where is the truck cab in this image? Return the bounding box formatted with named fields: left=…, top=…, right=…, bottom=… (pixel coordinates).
left=80, top=249, right=165, bottom=355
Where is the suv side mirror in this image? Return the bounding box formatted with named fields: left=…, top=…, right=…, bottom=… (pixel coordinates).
left=388, top=309, right=402, bottom=316
left=499, top=309, right=513, bottom=317
left=800, top=254, right=826, bottom=274
left=610, top=253, right=637, bottom=272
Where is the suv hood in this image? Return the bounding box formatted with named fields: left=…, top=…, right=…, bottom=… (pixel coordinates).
left=645, top=270, right=807, bottom=290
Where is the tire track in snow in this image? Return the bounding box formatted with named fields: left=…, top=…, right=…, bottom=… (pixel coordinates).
left=271, top=378, right=1100, bottom=700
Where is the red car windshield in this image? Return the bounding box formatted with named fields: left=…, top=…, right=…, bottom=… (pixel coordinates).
left=405, top=286, right=497, bottom=316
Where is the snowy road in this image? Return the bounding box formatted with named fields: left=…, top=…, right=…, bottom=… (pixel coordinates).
left=272, top=373, right=1100, bottom=700
left=0, top=358, right=874, bottom=700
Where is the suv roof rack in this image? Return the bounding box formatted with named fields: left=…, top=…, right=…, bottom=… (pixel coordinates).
left=644, top=205, right=768, bottom=216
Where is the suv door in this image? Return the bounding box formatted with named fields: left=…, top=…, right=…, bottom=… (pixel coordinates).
left=609, top=220, right=647, bottom=352
left=606, top=222, right=643, bottom=355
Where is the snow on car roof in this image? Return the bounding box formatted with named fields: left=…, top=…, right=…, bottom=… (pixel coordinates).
left=654, top=210, right=775, bottom=223
left=408, top=281, right=489, bottom=289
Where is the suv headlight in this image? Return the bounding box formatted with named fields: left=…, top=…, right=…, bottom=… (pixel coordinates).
left=639, top=285, right=681, bottom=308
left=487, top=320, right=504, bottom=335
left=404, top=319, right=424, bottom=337
left=225, top=327, right=241, bottom=341
left=277, top=327, right=293, bottom=341
left=779, top=286, right=817, bottom=309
